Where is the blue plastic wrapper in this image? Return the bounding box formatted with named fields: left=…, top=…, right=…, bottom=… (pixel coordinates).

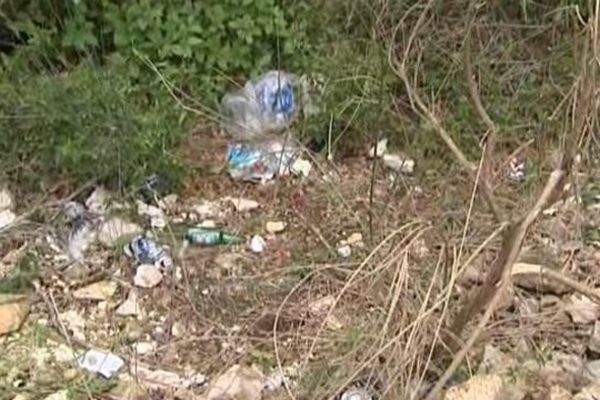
left=226, top=141, right=298, bottom=183
left=124, top=235, right=172, bottom=268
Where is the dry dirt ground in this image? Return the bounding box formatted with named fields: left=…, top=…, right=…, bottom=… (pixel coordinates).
left=3, top=137, right=600, bottom=400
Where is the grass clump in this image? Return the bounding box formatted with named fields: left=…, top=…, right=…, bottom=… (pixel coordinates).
left=0, top=58, right=187, bottom=195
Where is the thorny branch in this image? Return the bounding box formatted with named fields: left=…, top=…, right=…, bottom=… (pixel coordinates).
left=384, top=1, right=582, bottom=398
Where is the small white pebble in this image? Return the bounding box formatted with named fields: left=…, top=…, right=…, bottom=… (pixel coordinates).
left=249, top=235, right=266, bottom=253
left=337, top=245, right=351, bottom=258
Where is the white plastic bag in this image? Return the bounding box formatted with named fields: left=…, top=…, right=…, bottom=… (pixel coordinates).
left=221, top=70, right=296, bottom=138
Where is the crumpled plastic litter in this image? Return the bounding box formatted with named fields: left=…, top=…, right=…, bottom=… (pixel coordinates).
left=221, top=70, right=296, bottom=138
left=63, top=201, right=104, bottom=261
left=226, top=139, right=311, bottom=183
left=77, top=349, right=125, bottom=379
left=125, top=236, right=172, bottom=269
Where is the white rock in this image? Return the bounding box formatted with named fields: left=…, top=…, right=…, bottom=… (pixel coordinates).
left=134, top=264, right=163, bottom=288
left=115, top=291, right=141, bottom=317
left=133, top=341, right=156, bottom=355
left=337, top=245, right=351, bottom=258
left=85, top=187, right=110, bottom=214
left=158, top=194, right=179, bottom=210
left=224, top=196, right=260, bottom=212
left=291, top=158, right=312, bottom=177
left=205, top=365, right=265, bottom=400
left=0, top=188, right=14, bottom=210
left=477, top=345, right=517, bottom=376
left=131, top=365, right=206, bottom=390
left=77, top=349, right=124, bottom=379
left=52, top=343, right=77, bottom=363
left=249, top=235, right=266, bottom=253
left=198, top=219, right=217, bottom=228
left=171, top=321, right=185, bottom=337
left=576, top=384, right=600, bottom=400
left=346, top=233, right=363, bottom=246
left=0, top=209, right=16, bottom=229
left=97, top=217, right=142, bottom=247
left=383, top=154, right=415, bottom=174
left=565, top=294, right=600, bottom=324
left=136, top=200, right=167, bottom=229
left=192, top=201, right=221, bottom=218
left=368, top=138, right=388, bottom=158
left=43, top=390, right=68, bottom=400
left=58, top=310, right=86, bottom=342
left=444, top=374, right=504, bottom=400
left=73, top=280, right=117, bottom=301
left=265, top=221, right=286, bottom=234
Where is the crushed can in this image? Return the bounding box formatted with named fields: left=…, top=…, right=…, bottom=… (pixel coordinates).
left=185, top=227, right=244, bottom=246
left=125, top=236, right=172, bottom=268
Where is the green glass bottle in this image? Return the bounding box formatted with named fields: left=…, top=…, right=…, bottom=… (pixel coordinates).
left=185, top=227, right=244, bottom=246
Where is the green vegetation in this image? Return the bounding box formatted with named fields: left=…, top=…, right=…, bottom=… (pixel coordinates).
left=0, top=0, right=594, bottom=193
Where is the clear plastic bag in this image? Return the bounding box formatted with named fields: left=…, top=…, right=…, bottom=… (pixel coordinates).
left=221, top=70, right=296, bottom=138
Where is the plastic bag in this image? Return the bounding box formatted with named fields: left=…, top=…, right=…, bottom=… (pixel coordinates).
left=226, top=140, right=301, bottom=183
left=221, top=70, right=295, bottom=138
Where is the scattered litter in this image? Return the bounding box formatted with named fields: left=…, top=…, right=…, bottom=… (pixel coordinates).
left=337, top=245, right=352, bottom=258
left=205, top=365, right=265, bottom=400
left=73, top=280, right=117, bottom=301
left=226, top=140, right=309, bottom=183
left=125, top=236, right=172, bottom=269
left=368, top=138, right=388, bottom=158
left=59, top=309, right=86, bottom=342
left=383, top=153, right=415, bottom=174
left=67, top=219, right=97, bottom=261
left=0, top=295, right=29, bottom=336
left=223, top=196, right=260, bottom=212
left=0, top=209, right=17, bottom=230
left=97, top=217, right=142, bottom=247
left=115, top=291, right=141, bottom=317
left=221, top=70, right=296, bottom=138
left=133, top=264, right=163, bottom=288
left=85, top=187, right=110, bottom=214
left=508, top=157, right=526, bottom=182
left=136, top=200, right=167, bottom=229
left=185, top=227, right=244, bottom=246
left=340, top=386, right=374, bottom=400
left=265, top=221, right=286, bottom=234
left=77, top=349, right=125, bottom=379
left=565, top=294, right=600, bottom=324
left=249, top=235, right=266, bottom=253
left=133, top=341, right=156, bottom=355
